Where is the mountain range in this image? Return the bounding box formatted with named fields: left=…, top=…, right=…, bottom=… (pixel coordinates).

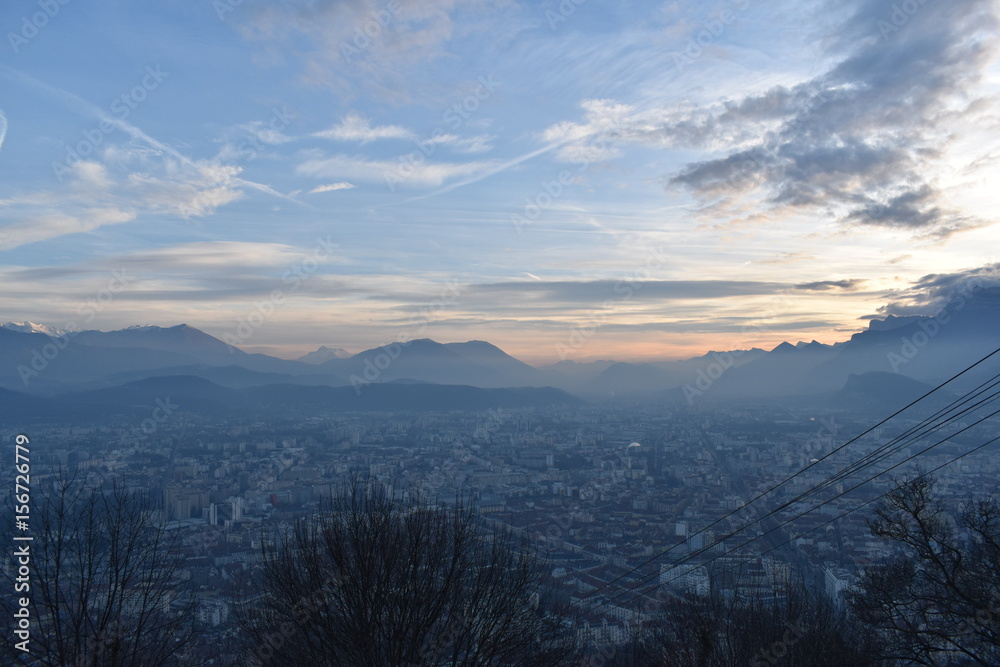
left=1, top=286, right=997, bottom=421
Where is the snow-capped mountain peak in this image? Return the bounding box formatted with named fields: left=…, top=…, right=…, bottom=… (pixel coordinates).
left=1, top=321, right=66, bottom=336
left=298, top=345, right=353, bottom=364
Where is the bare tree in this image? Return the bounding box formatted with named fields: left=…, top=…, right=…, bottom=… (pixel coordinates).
left=2, top=474, right=197, bottom=666
left=618, top=580, right=882, bottom=666
left=849, top=476, right=1000, bottom=666
left=235, top=479, right=574, bottom=666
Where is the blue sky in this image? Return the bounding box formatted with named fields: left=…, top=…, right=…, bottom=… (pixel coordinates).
left=1, top=0, right=998, bottom=363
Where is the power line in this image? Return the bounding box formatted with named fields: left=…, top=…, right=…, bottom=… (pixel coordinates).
left=594, top=385, right=1000, bottom=613
left=579, top=346, right=1000, bottom=603
left=649, top=403, right=1000, bottom=595
left=752, top=433, right=1000, bottom=568
left=606, top=391, right=1000, bottom=608
left=802, top=374, right=1000, bottom=497
left=619, top=432, right=1000, bottom=612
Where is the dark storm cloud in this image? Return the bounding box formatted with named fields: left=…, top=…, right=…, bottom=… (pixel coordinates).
left=667, top=0, right=998, bottom=237
left=845, top=185, right=942, bottom=229
left=876, top=263, right=1000, bottom=316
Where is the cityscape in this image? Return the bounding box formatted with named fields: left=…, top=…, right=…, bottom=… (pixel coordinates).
left=1, top=301, right=999, bottom=663
left=2, top=0, right=1000, bottom=664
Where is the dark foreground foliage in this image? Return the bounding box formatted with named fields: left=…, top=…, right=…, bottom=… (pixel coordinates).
left=8, top=475, right=1000, bottom=666
left=234, top=479, right=575, bottom=666
left=1, top=475, right=199, bottom=666
left=849, top=476, right=1000, bottom=666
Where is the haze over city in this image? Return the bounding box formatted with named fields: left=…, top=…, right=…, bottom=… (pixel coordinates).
left=4, top=2, right=1000, bottom=665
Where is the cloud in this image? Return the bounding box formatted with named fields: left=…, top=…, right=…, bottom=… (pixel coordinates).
left=466, top=279, right=792, bottom=302
left=1, top=240, right=353, bottom=306
left=314, top=112, right=414, bottom=143
left=539, top=96, right=746, bottom=166
left=296, top=152, right=500, bottom=189
left=427, top=133, right=494, bottom=154
left=0, top=208, right=136, bottom=251
left=875, top=263, right=1000, bottom=316
left=794, top=279, right=866, bottom=291
left=0, top=109, right=7, bottom=153
left=0, top=152, right=241, bottom=249
left=753, top=251, right=817, bottom=265
left=308, top=182, right=356, bottom=194
left=536, top=0, right=999, bottom=239
left=214, top=119, right=297, bottom=162
left=843, top=185, right=978, bottom=237
left=540, top=99, right=636, bottom=163
left=115, top=153, right=246, bottom=219
left=364, top=279, right=801, bottom=311
left=2, top=66, right=288, bottom=204
left=232, top=0, right=514, bottom=100
left=0, top=67, right=303, bottom=249
left=408, top=143, right=560, bottom=200
left=352, top=276, right=870, bottom=342
left=664, top=0, right=999, bottom=237
left=0, top=152, right=248, bottom=250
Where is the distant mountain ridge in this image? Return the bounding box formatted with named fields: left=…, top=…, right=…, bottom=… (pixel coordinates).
left=1, top=321, right=67, bottom=336
left=0, top=375, right=582, bottom=422
left=298, top=346, right=352, bottom=364
left=1, top=286, right=996, bottom=410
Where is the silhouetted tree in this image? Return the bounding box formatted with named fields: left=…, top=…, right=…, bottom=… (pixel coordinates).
left=850, top=476, right=1000, bottom=665
left=1, top=474, right=197, bottom=666
left=617, top=577, right=882, bottom=666
left=236, top=479, right=574, bottom=666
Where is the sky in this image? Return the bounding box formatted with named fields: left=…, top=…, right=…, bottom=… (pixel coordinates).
left=1, top=0, right=999, bottom=364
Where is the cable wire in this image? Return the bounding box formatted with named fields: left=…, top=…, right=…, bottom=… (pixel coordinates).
left=579, top=346, right=1000, bottom=603
left=605, top=401, right=1000, bottom=611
